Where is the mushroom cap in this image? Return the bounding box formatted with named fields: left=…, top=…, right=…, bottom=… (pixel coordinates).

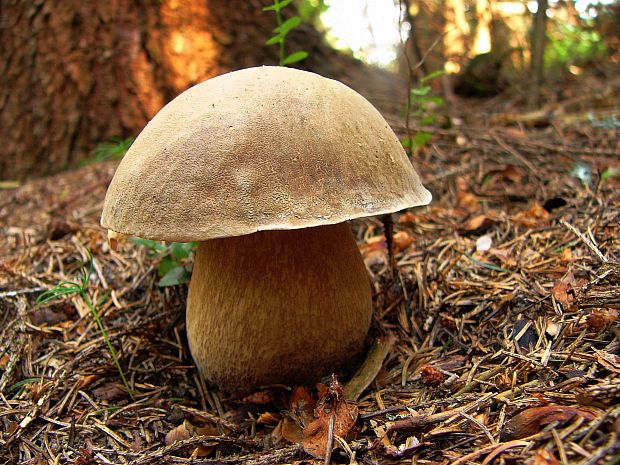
left=101, top=66, right=431, bottom=241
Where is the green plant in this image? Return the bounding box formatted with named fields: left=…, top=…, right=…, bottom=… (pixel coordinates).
left=401, top=70, right=445, bottom=152
left=546, top=23, right=607, bottom=72
left=36, top=253, right=134, bottom=399
left=131, top=239, right=197, bottom=287
left=296, top=0, right=328, bottom=23
left=264, top=0, right=309, bottom=66
left=91, top=137, right=134, bottom=162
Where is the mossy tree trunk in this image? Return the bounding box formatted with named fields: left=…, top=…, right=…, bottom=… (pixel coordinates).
left=0, top=0, right=343, bottom=180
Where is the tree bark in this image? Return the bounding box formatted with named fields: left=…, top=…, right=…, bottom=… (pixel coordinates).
left=0, top=0, right=363, bottom=180
left=528, top=0, right=548, bottom=107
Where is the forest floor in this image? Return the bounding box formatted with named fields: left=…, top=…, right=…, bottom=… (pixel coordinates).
left=1, top=69, right=619, bottom=465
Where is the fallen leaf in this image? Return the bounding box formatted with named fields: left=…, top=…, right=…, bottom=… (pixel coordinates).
left=513, top=202, right=551, bottom=227
left=274, top=386, right=316, bottom=445
left=552, top=271, right=588, bottom=308
left=457, top=191, right=480, bottom=212
left=92, top=382, right=125, bottom=401
left=500, top=405, right=596, bottom=440
left=76, top=375, right=99, bottom=390
left=531, top=449, right=560, bottom=465
left=30, top=307, right=69, bottom=325
left=490, top=248, right=517, bottom=268
left=194, top=424, right=220, bottom=457
left=256, top=412, right=280, bottom=425
left=393, top=231, right=414, bottom=252
left=0, top=354, right=9, bottom=369
left=458, top=215, right=496, bottom=235
left=560, top=248, right=573, bottom=262
left=398, top=211, right=419, bottom=224
left=585, top=309, right=619, bottom=331
left=165, top=420, right=194, bottom=445
left=420, top=365, right=444, bottom=386
left=302, top=376, right=358, bottom=459
left=498, top=164, right=525, bottom=183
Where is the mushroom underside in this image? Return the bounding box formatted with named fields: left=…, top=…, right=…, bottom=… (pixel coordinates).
left=186, top=222, right=372, bottom=394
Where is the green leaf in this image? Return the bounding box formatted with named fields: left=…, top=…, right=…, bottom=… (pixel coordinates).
left=171, top=242, right=195, bottom=259
left=410, top=86, right=432, bottom=97
left=158, top=256, right=176, bottom=278
left=414, top=131, right=433, bottom=147
left=420, top=115, right=435, bottom=126
left=282, top=50, right=309, bottom=65
left=424, top=96, right=445, bottom=106
left=131, top=238, right=167, bottom=253
left=262, top=0, right=293, bottom=12
left=266, top=35, right=284, bottom=46
left=601, top=166, right=619, bottom=181
left=401, top=138, right=412, bottom=148
left=159, top=266, right=192, bottom=287
left=421, top=69, right=445, bottom=83
left=274, top=16, right=301, bottom=36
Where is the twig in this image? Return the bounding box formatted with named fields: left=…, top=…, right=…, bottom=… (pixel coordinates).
left=560, top=220, right=608, bottom=263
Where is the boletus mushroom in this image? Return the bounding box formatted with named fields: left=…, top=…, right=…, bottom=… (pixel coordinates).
left=101, top=66, right=431, bottom=394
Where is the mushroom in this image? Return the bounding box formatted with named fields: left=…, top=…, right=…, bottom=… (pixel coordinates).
left=101, top=66, right=431, bottom=394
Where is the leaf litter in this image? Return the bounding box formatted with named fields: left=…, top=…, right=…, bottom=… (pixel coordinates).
left=0, top=73, right=619, bottom=464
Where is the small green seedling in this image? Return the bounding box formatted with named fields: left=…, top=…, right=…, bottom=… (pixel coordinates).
left=37, top=253, right=133, bottom=399
left=402, top=70, right=445, bottom=152
left=92, top=137, right=134, bottom=162
left=264, top=0, right=309, bottom=66
left=131, top=239, right=197, bottom=287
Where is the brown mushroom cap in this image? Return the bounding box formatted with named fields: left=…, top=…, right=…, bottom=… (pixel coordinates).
left=101, top=66, right=431, bottom=241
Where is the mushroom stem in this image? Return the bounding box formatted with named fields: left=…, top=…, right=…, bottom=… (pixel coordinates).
left=186, top=222, right=372, bottom=394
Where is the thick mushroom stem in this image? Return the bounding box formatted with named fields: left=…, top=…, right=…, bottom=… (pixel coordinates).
left=186, top=222, right=372, bottom=394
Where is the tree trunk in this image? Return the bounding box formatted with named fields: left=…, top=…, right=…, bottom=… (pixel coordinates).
left=528, top=0, right=548, bottom=107
left=0, top=0, right=361, bottom=180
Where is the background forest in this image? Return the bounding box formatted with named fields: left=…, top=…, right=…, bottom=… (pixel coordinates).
left=0, top=1, right=619, bottom=464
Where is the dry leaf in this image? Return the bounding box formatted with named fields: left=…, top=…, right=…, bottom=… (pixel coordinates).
left=76, top=375, right=99, bottom=390
left=420, top=365, right=444, bottom=386
left=560, top=248, right=573, bottom=262
left=398, top=211, right=419, bottom=224
left=585, top=309, right=619, bottom=331
left=92, top=382, right=125, bottom=401
left=0, top=354, right=9, bottom=370
left=165, top=420, right=194, bottom=445
left=278, top=416, right=305, bottom=444
left=513, top=202, right=551, bottom=227
left=194, top=424, right=220, bottom=457
left=490, top=248, right=517, bottom=268
left=500, top=405, right=595, bottom=440
left=499, top=164, right=525, bottom=183
left=256, top=412, right=280, bottom=425
left=393, top=231, right=414, bottom=252
left=30, top=307, right=69, bottom=325
left=459, top=215, right=495, bottom=235
left=552, top=281, right=573, bottom=307
left=457, top=191, right=480, bottom=212
left=274, top=386, right=316, bottom=445
left=552, top=271, right=588, bottom=308
left=302, top=376, right=358, bottom=459
left=531, top=449, right=560, bottom=465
